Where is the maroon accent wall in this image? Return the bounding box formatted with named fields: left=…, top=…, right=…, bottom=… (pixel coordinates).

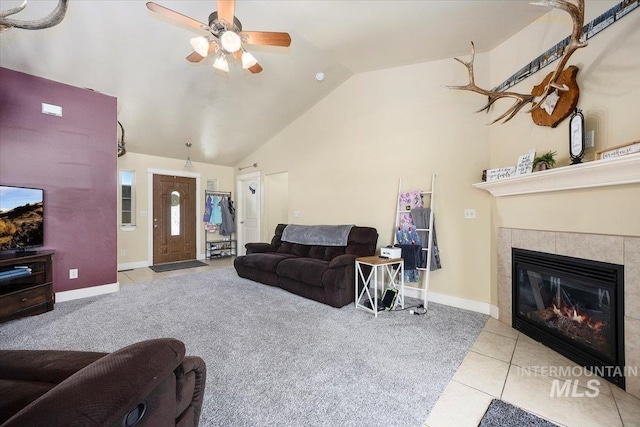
left=0, top=67, right=117, bottom=293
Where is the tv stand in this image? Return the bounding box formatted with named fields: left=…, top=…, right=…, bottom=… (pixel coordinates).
left=14, top=250, right=39, bottom=257
left=0, top=251, right=55, bottom=323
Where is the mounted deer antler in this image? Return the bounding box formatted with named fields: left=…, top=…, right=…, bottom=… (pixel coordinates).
left=445, top=42, right=536, bottom=124
left=445, top=0, right=587, bottom=127
left=0, top=0, right=68, bottom=32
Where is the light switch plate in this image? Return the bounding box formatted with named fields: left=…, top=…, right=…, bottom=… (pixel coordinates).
left=585, top=130, right=595, bottom=148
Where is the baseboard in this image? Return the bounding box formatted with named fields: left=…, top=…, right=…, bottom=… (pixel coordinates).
left=117, top=261, right=149, bottom=271
left=55, top=282, right=120, bottom=302
left=489, top=304, right=499, bottom=319
left=403, top=287, right=492, bottom=315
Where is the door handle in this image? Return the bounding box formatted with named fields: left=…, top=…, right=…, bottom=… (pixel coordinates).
left=154, top=225, right=158, bottom=228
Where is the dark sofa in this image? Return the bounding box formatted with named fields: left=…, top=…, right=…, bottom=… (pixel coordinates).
left=234, top=224, right=378, bottom=307
left=0, top=338, right=206, bottom=427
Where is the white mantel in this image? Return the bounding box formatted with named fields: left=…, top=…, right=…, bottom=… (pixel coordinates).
left=473, top=152, right=640, bottom=197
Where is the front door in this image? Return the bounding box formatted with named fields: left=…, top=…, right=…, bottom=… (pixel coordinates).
left=153, top=174, right=196, bottom=264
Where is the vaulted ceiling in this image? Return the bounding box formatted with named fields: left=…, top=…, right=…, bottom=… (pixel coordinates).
left=0, top=0, right=551, bottom=165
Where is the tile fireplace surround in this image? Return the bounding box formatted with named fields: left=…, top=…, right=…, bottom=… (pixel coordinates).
left=497, top=228, right=640, bottom=399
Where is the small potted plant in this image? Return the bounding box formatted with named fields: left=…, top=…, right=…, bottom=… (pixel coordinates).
left=532, top=150, right=557, bottom=171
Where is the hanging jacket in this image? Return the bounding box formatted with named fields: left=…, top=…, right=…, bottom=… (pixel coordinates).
left=210, top=195, right=223, bottom=225
left=219, top=196, right=236, bottom=236
left=203, top=195, right=212, bottom=223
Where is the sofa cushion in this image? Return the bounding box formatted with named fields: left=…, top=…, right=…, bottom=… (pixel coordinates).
left=276, top=242, right=310, bottom=257
left=241, top=253, right=298, bottom=273
left=308, top=245, right=346, bottom=261
left=276, top=258, right=329, bottom=287
left=345, top=226, right=378, bottom=257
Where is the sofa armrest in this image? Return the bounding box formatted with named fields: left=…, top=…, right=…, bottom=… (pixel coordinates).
left=246, top=242, right=276, bottom=254
left=329, top=254, right=358, bottom=269
left=4, top=338, right=189, bottom=427
left=175, top=355, right=207, bottom=425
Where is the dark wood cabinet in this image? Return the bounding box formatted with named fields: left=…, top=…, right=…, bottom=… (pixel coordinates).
left=0, top=251, right=54, bottom=323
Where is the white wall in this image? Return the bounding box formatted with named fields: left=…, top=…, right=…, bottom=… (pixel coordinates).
left=264, top=172, right=289, bottom=237
left=238, top=55, right=494, bottom=306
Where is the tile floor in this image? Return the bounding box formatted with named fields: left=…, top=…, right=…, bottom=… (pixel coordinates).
left=425, top=317, right=640, bottom=427
left=117, top=262, right=640, bottom=427
left=117, top=257, right=235, bottom=286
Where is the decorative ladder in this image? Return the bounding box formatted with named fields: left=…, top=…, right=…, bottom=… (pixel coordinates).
left=394, top=174, right=436, bottom=310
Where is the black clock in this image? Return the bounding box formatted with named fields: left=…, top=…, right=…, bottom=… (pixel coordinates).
left=569, top=108, right=585, bottom=164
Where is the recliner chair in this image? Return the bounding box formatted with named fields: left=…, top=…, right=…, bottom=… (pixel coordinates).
left=0, top=338, right=206, bottom=426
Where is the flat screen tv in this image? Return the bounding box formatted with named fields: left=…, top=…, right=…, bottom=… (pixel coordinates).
left=0, top=185, right=44, bottom=253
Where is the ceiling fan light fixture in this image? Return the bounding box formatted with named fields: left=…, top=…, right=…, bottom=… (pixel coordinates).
left=213, top=54, right=229, bottom=72
left=241, top=50, right=258, bottom=69
left=190, top=36, right=210, bottom=57
left=220, top=30, right=242, bottom=53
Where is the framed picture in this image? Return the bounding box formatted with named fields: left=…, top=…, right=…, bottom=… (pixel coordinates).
left=595, top=140, right=640, bottom=160
left=485, top=166, right=516, bottom=182
left=515, top=149, right=536, bottom=176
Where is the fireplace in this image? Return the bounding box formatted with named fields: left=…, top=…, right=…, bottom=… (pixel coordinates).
left=512, top=248, right=625, bottom=388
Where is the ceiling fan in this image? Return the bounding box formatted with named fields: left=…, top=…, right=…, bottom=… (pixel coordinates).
left=146, top=0, right=291, bottom=74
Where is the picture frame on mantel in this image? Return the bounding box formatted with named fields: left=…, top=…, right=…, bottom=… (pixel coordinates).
left=515, top=149, right=536, bottom=176
left=485, top=166, right=516, bottom=182
left=595, top=140, right=640, bottom=160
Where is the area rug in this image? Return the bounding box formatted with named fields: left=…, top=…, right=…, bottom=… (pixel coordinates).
left=0, top=268, right=488, bottom=427
left=149, top=260, right=208, bottom=272
left=478, top=399, right=559, bottom=427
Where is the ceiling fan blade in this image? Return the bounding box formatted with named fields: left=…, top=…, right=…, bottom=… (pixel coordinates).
left=248, top=63, right=263, bottom=74
left=234, top=51, right=263, bottom=74
left=146, top=2, right=208, bottom=31
left=187, top=43, right=218, bottom=63
left=186, top=51, right=204, bottom=63
left=240, top=31, right=291, bottom=47
left=217, top=0, right=235, bottom=27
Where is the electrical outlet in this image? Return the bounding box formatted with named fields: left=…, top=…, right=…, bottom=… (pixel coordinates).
left=69, top=269, right=78, bottom=279
left=585, top=130, right=595, bottom=148
left=119, top=249, right=126, bottom=256
left=464, top=209, right=476, bottom=219
left=293, top=210, right=301, bottom=218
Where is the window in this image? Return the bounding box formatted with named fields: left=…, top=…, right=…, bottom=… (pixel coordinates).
left=120, top=170, right=136, bottom=225
left=170, top=191, right=180, bottom=236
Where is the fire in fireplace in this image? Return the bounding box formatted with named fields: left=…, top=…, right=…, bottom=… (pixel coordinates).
left=512, top=248, right=625, bottom=388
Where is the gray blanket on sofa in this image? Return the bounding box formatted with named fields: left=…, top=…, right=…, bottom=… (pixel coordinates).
left=282, top=224, right=354, bottom=246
